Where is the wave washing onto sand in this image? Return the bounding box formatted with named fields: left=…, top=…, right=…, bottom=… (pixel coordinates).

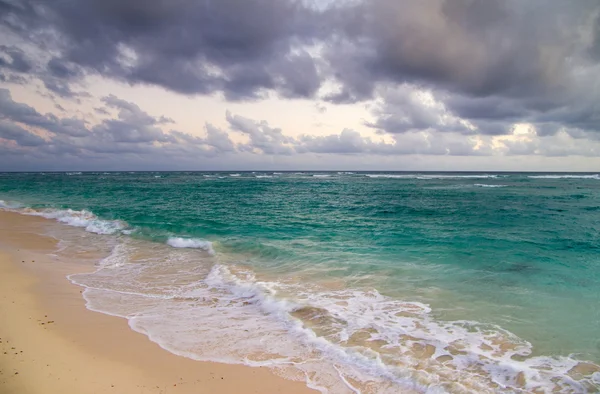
left=2, top=198, right=599, bottom=392
left=0, top=202, right=216, bottom=254
left=0, top=199, right=24, bottom=209
left=65, top=239, right=600, bottom=394
left=24, top=208, right=127, bottom=235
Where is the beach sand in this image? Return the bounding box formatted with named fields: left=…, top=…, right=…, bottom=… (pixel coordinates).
left=0, top=211, right=316, bottom=394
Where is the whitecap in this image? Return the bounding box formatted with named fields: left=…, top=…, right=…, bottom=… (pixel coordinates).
left=528, top=174, right=599, bottom=179
left=30, top=208, right=127, bottom=235
left=166, top=237, right=214, bottom=255
left=474, top=184, right=507, bottom=188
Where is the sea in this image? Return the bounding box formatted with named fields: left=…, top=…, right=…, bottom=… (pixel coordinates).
left=0, top=171, right=599, bottom=393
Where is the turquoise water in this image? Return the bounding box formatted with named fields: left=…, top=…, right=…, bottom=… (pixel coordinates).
left=1, top=172, right=599, bottom=393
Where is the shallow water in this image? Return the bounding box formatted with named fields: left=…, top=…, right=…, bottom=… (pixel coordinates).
left=1, top=171, right=599, bottom=393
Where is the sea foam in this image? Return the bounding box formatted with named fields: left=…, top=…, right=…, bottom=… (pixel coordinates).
left=528, top=174, right=600, bottom=179
left=166, top=237, right=214, bottom=254
left=474, top=184, right=507, bottom=188
left=0, top=202, right=127, bottom=235
left=67, top=241, right=599, bottom=394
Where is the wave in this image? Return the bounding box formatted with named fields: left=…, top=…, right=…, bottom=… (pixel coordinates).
left=67, top=244, right=599, bottom=394
left=312, top=174, right=331, bottom=178
left=366, top=174, right=414, bottom=179
left=4, top=196, right=598, bottom=392
left=367, top=174, right=502, bottom=180
left=474, top=184, right=507, bottom=188
left=254, top=175, right=274, bottom=178
left=166, top=237, right=214, bottom=255
left=31, top=208, right=126, bottom=235
left=0, top=201, right=127, bottom=235
left=229, top=173, right=241, bottom=177
left=528, top=174, right=600, bottom=179
left=419, top=174, right=501, bottom=179
left=0, top=199, right=24, bottom=209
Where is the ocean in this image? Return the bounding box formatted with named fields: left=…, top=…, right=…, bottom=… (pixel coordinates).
left=0, top=171, right=599, bottom=393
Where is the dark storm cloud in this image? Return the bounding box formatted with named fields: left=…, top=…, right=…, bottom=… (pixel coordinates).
left=328, top=0, right=600, bottom=137
left=0, top=45, right=32, bottom=73
left=1, top=0, right=600, bottom=144
left=0, top=0, right=324, bottom=100
left=326, top=0, right=596, bottom=100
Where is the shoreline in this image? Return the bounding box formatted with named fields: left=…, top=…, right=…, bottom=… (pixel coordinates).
left=0, top=211, right=316, bottom=394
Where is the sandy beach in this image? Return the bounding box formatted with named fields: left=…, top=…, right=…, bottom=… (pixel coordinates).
left=0, top=211, right=316, bottom=394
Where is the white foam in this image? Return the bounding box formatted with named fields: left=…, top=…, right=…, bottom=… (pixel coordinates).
left=418, top=174, right=500, bottom=179
left=229, top=173, right=241, bottom=177
left=255, top=175, right=274, bottom=178
left=0, top=199, right=128, bottom=235
left=528, top=174, right=599, bottom=179
left=67, top=248, right=599, bottom=394
left=166, top=237, right=214, bottom=255
left=312, top=174, right=331, bottom=178
left=66, top=172, right=82, bottom=175
left=16, top=207, right=125, bottom=235
left=0, top=199, right=23, bottom=209
left=366, top=174, right=415, bottom=179
left=366, top=174, right=501, bottom=180
left=474, top=184, right=507, bottom=188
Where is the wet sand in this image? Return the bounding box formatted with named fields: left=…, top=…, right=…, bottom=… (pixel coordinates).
left=0, top=211, right=316, bottom=394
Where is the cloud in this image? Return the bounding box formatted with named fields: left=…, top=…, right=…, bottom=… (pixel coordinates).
left=0, top=88, right=90, bottom=136
left=226, top=111, right=296, bottom=155
left=0, top=45, right=33, bottom=73
left=3, top=87, right=600, bottom=171
left=366, top=85, right=474, bottom=134
left=0, top=0, right=323, bottom=100
left=0, top=120, right=46, bottom=146
left=1, top=0, right=599, bottom=145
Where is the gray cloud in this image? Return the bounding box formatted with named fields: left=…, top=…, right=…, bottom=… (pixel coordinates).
left=0, top=0, right=323, bottom=100
left=2, top=88, right=600, bottom=171
left=0, top=45, right=32, bottom=73
left=0, top=88, right=90, bottom=136
left=226, top=111, right=296, bottom=155
left=0, top=119, right=45, bottom=146
left=366, top=85, right=473, bottom=135
left=2, top=0, right=597, bottom=143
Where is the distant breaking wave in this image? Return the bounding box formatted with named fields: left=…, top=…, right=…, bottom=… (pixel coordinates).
left=366, top=174, right=501, bottom=180
left=474, top=184, right=508, bottom=188
left=528, top=174, right=600, bottom=179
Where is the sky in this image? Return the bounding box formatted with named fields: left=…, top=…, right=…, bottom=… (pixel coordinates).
left=1, top=0, right=600, bottom=171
